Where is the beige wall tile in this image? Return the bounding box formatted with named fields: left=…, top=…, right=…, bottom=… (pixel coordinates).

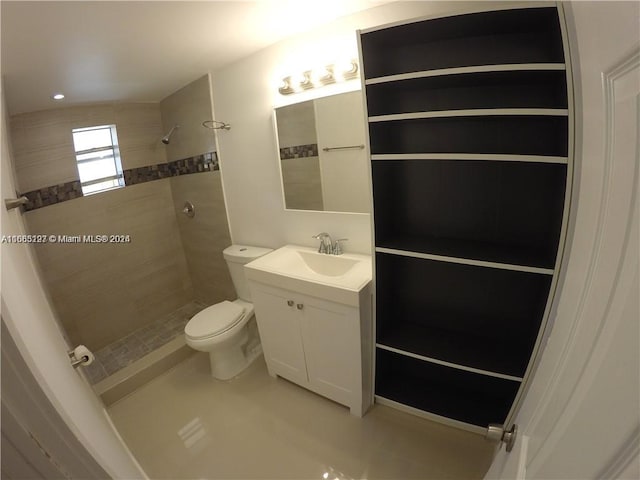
left=276, top=100, right=317, bottom=148
left=24, top=180, right=194, bottom=350
left=169, top=172, right=234, bottom=304
left=160, top=75, right=216, bottom=162
left=281, top=157, right=323, bottom=210
left=114, top=103, right=168, bottom=169
left=10, top=103, right=168, bottom=193
left=10, top=110, right=77, bottom=192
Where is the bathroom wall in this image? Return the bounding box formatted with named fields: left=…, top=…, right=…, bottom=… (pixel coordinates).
left=160, top=75, right=235, bottom=305
left=210, top=1, right=512, bottom=255
left=11, top=103, right=194, bottom=350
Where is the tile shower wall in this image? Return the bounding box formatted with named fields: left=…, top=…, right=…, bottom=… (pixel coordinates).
left=169, top=171, right=235, bottom=304
left=10, top=103, right=168, bottom=193
left=11, top=103, right=195, bottom=351
left=12, top=76, right=236, bottom=355
left=24, top=179, right=194, bottom=350
left=161, top=74, right=235, bottom=306
left=160, top=75, right=216, bottom=163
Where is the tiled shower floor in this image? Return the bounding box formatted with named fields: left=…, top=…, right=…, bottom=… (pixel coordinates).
left=84, top=301, right=208, bottom=384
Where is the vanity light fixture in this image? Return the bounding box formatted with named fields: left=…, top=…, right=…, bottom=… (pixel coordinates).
left=339, top=60, right=359, bottom=80
left=299, top=70, right=314, bottom=90
left=278, top=76, right=295, bottom=95
left=278, top=59, right=359, bottom=95
left=316, top=65, right=336, bottom=85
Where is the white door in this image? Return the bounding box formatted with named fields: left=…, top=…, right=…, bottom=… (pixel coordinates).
left=485, top=2, right=639, bottom=478
left=0, top=87, right=147, bottom=478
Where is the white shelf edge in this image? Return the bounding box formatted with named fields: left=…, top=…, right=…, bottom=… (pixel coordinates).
left=369, top=108, right=568, bottom=122
left=365, top=63, right=566, bottom=85
left=376, top=343, right=523, bottom=382
left=375, top=247, right=555, bottom=276
left=374, top=396, right=487, bottom=435
left=370, top=153, right=568, bottom=164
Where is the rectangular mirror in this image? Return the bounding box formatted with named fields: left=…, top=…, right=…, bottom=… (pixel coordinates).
left=274, top=90, right=371, bottom=213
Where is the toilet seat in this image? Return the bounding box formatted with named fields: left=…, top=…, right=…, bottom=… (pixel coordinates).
left=185, top=301, right=245, bottom=340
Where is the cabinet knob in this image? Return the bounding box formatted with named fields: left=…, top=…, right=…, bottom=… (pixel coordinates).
left=287, top=300, right=294, bottom=306
left=296, top=303, right=304, bottom=310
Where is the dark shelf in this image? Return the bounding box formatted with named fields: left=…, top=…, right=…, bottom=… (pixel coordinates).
left=375, top=348, right=520, bottom=427
left=369, top=115, right=568, bottom=157
left=377, top=320, right=534, bottom=378
left=372, top=159, right=567, bottom=269
left=366, top=70, right=568, bottom=116
left=361, top=8, right=564, bottom=79
left=363, top=5, right=568, bottom=428
left=375, top=252, right=551, bottom=378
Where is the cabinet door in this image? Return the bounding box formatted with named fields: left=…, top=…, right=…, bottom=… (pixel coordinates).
left=299, top=296, right=361, bottom=410
left=251, top=285, right=308, bottom=385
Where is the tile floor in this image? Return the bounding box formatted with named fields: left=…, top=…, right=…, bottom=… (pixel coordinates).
left=84, top=301, right=207, bottom=384
left=108, top=353, right=495, bottom=480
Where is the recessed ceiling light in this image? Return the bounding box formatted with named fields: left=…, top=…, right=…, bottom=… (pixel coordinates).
left=51, top=93, right=65, bottom=100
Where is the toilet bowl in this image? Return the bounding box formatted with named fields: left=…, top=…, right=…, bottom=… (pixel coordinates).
left=184, top=245, right=272, bottom=380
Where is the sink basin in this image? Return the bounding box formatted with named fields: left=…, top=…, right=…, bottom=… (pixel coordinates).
left=244, top=245, right=372, bottom=306
left=295, top=250, right=359, bottom=276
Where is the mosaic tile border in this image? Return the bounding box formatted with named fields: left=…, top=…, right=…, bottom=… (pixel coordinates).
left=21, top=152, right=219, bottom=211
left=124, top=151, right=219, bottom=186
left=22, top=180, right=83, bottom=212
left=279, top=143, right=319, bottom=160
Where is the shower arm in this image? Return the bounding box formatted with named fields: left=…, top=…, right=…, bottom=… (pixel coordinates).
left=161, top=125, right=180, bottom=144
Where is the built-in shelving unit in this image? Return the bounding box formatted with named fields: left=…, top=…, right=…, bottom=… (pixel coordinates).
left=359, top=5, right=573, bottom=431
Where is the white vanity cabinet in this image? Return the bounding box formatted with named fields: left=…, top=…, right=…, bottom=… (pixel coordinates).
left=248, top=280, right=372, bottom=417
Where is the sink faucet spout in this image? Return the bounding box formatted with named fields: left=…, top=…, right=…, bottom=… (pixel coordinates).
left=312, top=232, right=333, bottom=254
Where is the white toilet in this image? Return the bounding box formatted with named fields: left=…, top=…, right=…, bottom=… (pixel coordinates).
left=184, top=245, right=272, bottom=380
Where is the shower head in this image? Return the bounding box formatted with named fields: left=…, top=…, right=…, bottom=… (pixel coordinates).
left=161, top=125, right=179, bottom=145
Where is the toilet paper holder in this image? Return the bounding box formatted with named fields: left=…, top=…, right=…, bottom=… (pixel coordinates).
left=68, top=345, right=94, bottom=368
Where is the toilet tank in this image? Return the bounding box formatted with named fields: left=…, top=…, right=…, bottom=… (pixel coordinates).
left=223, top=245, right=273, bottom=302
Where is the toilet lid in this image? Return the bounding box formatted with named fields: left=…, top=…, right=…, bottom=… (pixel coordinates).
left=185, top=301, right=245, bottom=339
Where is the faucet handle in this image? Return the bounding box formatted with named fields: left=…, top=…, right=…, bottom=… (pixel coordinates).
left=332, top=238, right=348, bottom=255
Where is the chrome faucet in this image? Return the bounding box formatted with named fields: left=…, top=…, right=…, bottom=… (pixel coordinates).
left=312, top=233, right=349, bottom=255
left=332, top=238, right=348, bottom=255
left=312, top=232, right=333, bottom=254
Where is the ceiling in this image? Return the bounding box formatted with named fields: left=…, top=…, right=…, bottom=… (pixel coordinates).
left=1, top=0, right=390, bottom=115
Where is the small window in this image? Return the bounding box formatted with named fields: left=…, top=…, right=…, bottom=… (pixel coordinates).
left=72, top=125, right=124, bottom=195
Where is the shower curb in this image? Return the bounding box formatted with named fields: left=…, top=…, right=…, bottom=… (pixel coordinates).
left=94, top=335, right=194, bottom=406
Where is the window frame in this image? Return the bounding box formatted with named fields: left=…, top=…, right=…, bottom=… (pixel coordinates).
left=72, top=124, right=125, bottom=195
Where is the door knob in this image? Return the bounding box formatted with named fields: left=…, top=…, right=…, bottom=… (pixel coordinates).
left=486, top=423, right=518, bottom=452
